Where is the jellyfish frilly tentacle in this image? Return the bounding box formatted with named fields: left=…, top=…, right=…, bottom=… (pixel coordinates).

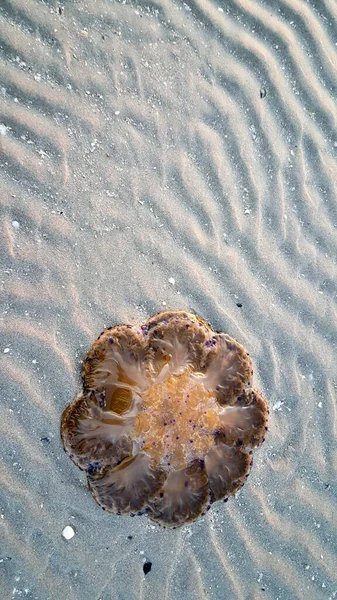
left=61, top=310, right=269, bottom=527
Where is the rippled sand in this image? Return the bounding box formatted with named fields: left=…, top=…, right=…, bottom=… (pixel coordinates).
left=1, top=1, right=337, bottom=599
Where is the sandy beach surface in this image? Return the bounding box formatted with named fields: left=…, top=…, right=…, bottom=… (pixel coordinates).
left=1, top=1, right=337, bottom=599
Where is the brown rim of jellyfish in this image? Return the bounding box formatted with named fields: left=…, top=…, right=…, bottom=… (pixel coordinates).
left=147, top=459, right=210, bottom=528
left=61, top=392, right=133, bottom=471
left=81, top=325, right=149, bottom=395
left=201, top=331, right=253, bottom=407
left=87, top=453, right=167, bottom=516
left=214, top=388, right=269, bottom=449
left=82, top=310, right=252, bottom=402
left=205, top=443, right=253, bottom=503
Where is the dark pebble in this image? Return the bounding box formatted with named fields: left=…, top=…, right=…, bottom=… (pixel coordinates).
left=40, top=437, right=50, bottom=446
left=143, top=561, right=152, bottom=575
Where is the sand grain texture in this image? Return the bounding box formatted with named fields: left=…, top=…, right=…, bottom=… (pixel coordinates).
left=1, top=0, right=337, bottom=599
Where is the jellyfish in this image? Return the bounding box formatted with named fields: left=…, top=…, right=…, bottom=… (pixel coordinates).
left=61, top=311, right=269, bottom=527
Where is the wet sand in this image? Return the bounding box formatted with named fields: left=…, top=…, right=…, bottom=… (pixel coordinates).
left=1, top=1, right=337, bottom=599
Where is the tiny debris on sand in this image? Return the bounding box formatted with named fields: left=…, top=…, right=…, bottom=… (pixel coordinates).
left=143, top=561, right=152, bottom=575
left=62, top=526, right=75, bottom=540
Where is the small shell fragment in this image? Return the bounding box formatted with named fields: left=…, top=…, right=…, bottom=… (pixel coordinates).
left=62, top=525, right=75, bottom=540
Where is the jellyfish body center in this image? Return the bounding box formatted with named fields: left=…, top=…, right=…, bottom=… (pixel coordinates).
left=132, top=371, right=221, bottom=470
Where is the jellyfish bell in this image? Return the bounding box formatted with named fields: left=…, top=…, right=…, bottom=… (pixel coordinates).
left=61, top=310, right=269, bottom=527
left=147, top=459, right=209, bottom=527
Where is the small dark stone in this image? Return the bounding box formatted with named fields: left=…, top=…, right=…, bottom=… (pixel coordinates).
left=58, top=6, right=62, bottom=15
left=127, top=535, right=133, bottom=539
left=40, top=437, right=50, bottom=446
left=236, top=303, right=243, bottom=308
left=260, top=87, right=267, bottom=98
left=143, top=561, right=152, bottom=575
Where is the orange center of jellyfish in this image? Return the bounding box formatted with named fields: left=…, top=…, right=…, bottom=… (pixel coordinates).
left=131, top=370, right=221, bottom=470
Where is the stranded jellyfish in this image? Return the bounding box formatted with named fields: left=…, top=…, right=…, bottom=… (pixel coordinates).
left=61, top=311, right=269, bottom=527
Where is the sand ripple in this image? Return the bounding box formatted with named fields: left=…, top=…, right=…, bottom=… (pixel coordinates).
left=1, top=0, right=337, bottom=598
